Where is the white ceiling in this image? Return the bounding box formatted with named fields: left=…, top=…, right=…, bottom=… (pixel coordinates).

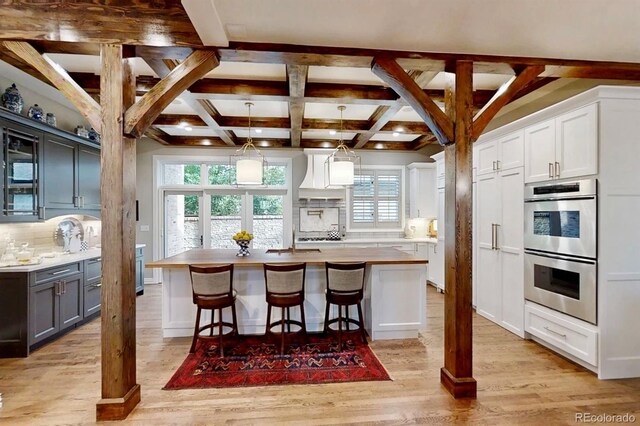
left=187, top=0, right=640, bottom=64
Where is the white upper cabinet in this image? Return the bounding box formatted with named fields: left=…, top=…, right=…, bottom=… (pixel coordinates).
left=407, top=163, right=436, bottom=218
left=524, top=119, right=556, bottom=183
left=476, top=130, right=524, bottom=177
left=524, top=103, right=598, bottom=183
left=556, top=103, right=598, bottom=180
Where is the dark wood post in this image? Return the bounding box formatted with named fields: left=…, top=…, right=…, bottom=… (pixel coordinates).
left=96, top=44, right=140, bottom=421
left=440, top=60, right=477, bottom=398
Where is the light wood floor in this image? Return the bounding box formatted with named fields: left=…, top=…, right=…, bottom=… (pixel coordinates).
left=1, top=284, right=639, bottom=425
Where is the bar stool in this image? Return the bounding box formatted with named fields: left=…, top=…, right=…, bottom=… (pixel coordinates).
left=189, top=264, right=238, bottom=357
left=323, top=262, right=368, bottom=348
left=263, top=263, right=307, bottom=355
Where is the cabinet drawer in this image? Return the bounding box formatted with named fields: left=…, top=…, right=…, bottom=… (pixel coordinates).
left=378, top=243, right=416, bottom=254
left=84, top=280, right=102, bottom=317
left=85, top=257, right=102, bottom=282
left=525, top=302, right=598, bottom=366
left=34, top=262, right=82, bottom=285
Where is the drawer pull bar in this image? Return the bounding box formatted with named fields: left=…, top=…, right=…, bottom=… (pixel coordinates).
left=51, top=269, right=71, bottom=276
left=92, top=283, right=102, bottom=288
left=544, top=326, right=567, bottom=338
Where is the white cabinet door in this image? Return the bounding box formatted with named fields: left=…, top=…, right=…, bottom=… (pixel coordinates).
left=498, top=168, right=524, bottom=337
left=409, top=167, right=436, bottom=218
left=524, top=119, right=556, bottom=183
left=476, top=139, right=498, bottom=176
left=431, top=242, right=444, bottom=291
left=437, top=187, right=445, bottom=241
left=556, top=103, right=598, bottom=180
left=436, top=158, right=445, bottom=189
left=498, top=130, right=524, bottom=171
left=475, top=173, right=501, bottom=322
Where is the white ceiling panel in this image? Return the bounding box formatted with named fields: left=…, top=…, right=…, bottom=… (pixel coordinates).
left=302, top=130, right=357, bottom=140
left=206, top=62, right=286, bottom=80
left=308, top=66, right=385, bottom=86
left=234, top=129, right=290, bottom=139
left=210, top=99, right=290, bottom=117
left=304, top=103, right=377, bottom=120
left=45, top=54, right=156, bottom=77
left=159, top=126, right=218, bottom=137
left=370, top=133, right=419, bottom=142
left=392, top=107, right=423, bottom=122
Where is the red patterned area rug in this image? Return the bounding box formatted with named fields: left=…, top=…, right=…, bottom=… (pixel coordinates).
left=163, top=333, right=391, bottom=389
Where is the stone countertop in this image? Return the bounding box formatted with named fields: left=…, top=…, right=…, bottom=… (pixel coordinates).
left=0, top=244, right=146, bottom=273
left=295, top=237, right=437, bottom=244
left=147, top=247, right=428, bottom=268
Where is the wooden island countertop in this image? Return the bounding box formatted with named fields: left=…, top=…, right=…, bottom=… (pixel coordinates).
left=147, top=247, right=428, bottom=268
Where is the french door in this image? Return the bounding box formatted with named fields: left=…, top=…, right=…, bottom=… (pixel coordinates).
left=163, top=190, right=287, bottom=256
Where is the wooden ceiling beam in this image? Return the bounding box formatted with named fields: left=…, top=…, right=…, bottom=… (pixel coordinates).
left=144, top=126, right=172, bottom=145
left=1, top=40, right=102, bottom=132
left=287, top=65, right=308, bottom=147
left=472, top=65, right=545, bottom=140
left=411, top=134, right=437, bottom=151
left=372, top=57, right=454, bottom=145
left=125, top=50, right=219, bottom=139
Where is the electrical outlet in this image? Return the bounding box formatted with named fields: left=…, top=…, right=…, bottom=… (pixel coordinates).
left=140, top=225, right=150, bottom=232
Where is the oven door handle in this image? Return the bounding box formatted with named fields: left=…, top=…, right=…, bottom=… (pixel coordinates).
left=524, top=250, right=596, bottom=265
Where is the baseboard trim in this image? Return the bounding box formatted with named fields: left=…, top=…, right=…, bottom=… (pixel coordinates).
left=440, top=367, right=477, bottom=398
left=96, top=383, right=141, bottom=421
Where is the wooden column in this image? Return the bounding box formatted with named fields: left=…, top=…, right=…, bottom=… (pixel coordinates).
left=440, top=60, right=477, bottom=398
left=96, top=44, right=140, bottom=421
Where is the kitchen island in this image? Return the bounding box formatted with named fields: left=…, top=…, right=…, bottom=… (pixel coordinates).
left=147, top=247, right=428, bottom=340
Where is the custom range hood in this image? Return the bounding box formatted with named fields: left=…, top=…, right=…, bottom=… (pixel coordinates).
left=298, top=150, right=346, bottom=200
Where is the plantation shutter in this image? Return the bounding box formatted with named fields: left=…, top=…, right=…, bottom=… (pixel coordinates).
left=352, top=171, right=375, bottom=224
left=350, top=169, right=402, bottom=229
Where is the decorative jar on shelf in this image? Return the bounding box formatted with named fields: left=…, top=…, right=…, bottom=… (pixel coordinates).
left=27, top=104, right=45, bottom=122
left=232, top=230, right=253, bottom=257
left=1, top=83, right=24, bottom=114
left=74, top=125, right=89, bottom=138
left=46, top=112, right=57, bottom=127
left=88, top=127, right=100, bottom=143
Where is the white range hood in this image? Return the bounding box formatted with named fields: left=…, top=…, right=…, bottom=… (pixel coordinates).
left=298, top=150, right=346, bottom=200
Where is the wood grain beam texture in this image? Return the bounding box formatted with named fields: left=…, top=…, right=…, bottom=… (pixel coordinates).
left=125, top=50, right=219, bottom=138
left=472, top=65, right=545, bottom=140
left=287, top=65, right=308, bottom=147
left=371, top=57, right=454, bottom=146
left=441, top=60, right=477, bottom=399
left=96, top=44, right=140, bottom=421
left=1, top=40, right=101, bottom=132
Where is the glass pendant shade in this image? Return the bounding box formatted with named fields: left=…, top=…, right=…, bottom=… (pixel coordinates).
left=236, top=158, right=263, bottom=185
left=328, top=159, right=354, bottom=186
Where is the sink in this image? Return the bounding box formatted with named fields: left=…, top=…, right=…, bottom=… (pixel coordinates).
left=265, top=248, right=321, bottom=254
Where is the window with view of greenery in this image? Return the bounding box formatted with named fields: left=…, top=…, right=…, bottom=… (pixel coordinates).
left=208, top=163, right=286, bottom=186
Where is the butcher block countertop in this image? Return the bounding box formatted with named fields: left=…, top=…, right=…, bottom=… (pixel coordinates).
left=147, top=248, right=428, bottom=268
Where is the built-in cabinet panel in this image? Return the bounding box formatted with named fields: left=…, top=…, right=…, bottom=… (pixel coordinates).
left=59, top=275, right=83, bottom=329
left=43, top=135, right=78, bottom=210
left=29, top=281, right=59, bottom=344
left=476, top=140, right=498, bottom=176
left=408, top=163, right=436, bottom=219
left=77, top=147, right=101, bottom=210
left=524, top=120, right=556, bottom=183
left=498, top=131, right=525, bottom=171
left=475, top=173, right=500, bottom=322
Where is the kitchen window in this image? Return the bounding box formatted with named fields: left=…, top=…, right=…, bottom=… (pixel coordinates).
left=348, top=167, right=404, bottom=231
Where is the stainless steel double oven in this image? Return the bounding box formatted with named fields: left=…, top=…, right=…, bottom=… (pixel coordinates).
left=524, top=179, right=597, bottom=324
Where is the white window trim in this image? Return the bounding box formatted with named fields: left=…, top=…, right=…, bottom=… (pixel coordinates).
left=346, top=165, right=405, bottom=233
left=152, top=154, right=292, bottom=277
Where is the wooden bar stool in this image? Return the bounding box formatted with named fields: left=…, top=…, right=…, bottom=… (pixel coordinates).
left=323, top=262, right=368, bottom=348
left=263, top=263, right=307, bottom=355
left=189, top=264, right=238, bottom=357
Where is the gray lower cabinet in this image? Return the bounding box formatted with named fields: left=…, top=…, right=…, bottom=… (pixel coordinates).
left=136, top=247, right=144, bottom=295
left=84, top=257, right=102, bottom=317
left=29, top=280, right=60, bottom=345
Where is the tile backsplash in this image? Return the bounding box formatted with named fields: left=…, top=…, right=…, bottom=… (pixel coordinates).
left=0, top=215, right=101, bottom=255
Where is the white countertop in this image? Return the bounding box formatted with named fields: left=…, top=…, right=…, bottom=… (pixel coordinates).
left=296, top=237, right=437, bottom=245
left=0, top=244, right=146, bottom=273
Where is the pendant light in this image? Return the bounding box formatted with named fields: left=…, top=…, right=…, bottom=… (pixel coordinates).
left=325, top=105, right=360, bottom=187
left=231, top=102, right=266, bottom=185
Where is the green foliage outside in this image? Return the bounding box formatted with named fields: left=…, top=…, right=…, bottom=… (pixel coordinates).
left=183, top=164, right=286, bottom=217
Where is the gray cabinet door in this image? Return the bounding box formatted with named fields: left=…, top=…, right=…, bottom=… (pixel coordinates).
left=83, top=281, right=101, bottom=317
left=29, top=281, right=59, bottom=345
left=136, top=254, right=144, bottom=295
left=77, top=146, right=101, bottom=210
left=59, top=276, right=83, bottom=330
left=43, top=135, right=77, bottom=210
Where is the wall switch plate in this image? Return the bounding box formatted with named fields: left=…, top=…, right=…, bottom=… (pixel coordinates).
left=140, top=225, right=150, bottom=232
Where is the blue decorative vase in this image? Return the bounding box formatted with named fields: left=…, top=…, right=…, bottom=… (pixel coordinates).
left=28, top=104, right=45, bottom=122
left=1, top=83, right=24, bottom=114
left=88, top=127, right=100, bottom=143
left=236, top=240, right=251, bottom=257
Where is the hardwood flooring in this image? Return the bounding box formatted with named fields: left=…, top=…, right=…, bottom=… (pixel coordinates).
left=1, top=284, right=639, bottom=425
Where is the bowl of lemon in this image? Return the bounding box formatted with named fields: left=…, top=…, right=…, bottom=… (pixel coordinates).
left=232, top=230, right=253, bottom=256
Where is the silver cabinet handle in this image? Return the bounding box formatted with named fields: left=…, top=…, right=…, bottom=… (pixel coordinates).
left=51, top=269, right=71, bottom=276
left=81, top=196, right=85, bottom=208
left=62, top=280, right=67, bottom=294
left=548, top=163, right=554, bottom=178
left=73, top=196, right=79, bottom=207
left=54, top=281, right=59, bottom=296
left=555, top=162, right=560, bottom=178
left=544, top=326, right=567, bottom=338
left=92, top=283, right=102, bottom=288
left=491, top=224, right=496, bottom=250
left=496, top=160, right=501, bottom=170
left=434, top=244, right=437, bottom=254
left=494, top=224, right=500, bottom=250
left=492, top=161, right=496, bottom=171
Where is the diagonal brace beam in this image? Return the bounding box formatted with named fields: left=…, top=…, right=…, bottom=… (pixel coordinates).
left=124, top=50, right=219, bottom=138
left=371, top=57, right=454, bottom=145
left=2, top=41, right=101, bottom=132
left=472, top=65, right=545, bottom=140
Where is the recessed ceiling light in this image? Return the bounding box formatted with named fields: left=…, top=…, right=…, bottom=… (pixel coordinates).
left=254, top=129, right=263, bottom=134
left=260, top=141, right=270, bottom=147
left=375, top=143, right=384, bottom=150
left=329, top=130, right=337, bottom=135
left=178, top=121, right=187, bottom=128
left=394, top=127, right=405, bottom=133
left=393, top=132, right=400, bottom=137
left=184, top=126, right=193, bottom=132
left=322, top=142, right=333, bottom=148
